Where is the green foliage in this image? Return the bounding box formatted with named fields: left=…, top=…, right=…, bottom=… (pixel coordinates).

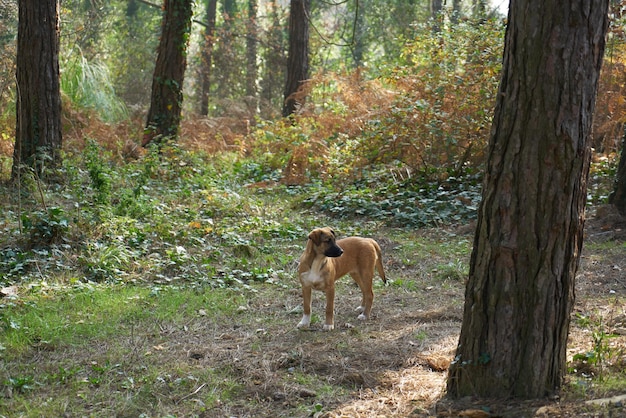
left=588, top=156, right=618, bottom=205
left=571, top=310, right=622, bottom=382
left=79, top=240, right=135, bottom=282
left=84, top=140, right=113, bottom=206
left=369, top=17, right=504, bottom=175
left=21, top=207, right=70, bottom=248
left=4, top=375, right=36, bottom=393
left=302, top=171, right=481, bottom=227
left=0, top=140, right=481, bottom=286
left=60, top=50, right=129, bottom=122
left=59, top=1, right=160, bottom=108
left=0, top=247, right=30, bottom=280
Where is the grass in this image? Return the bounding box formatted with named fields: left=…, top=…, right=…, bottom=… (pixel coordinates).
left=0, top=144, right=625, bottom=416
left=0, top=284, right=254, bottom=416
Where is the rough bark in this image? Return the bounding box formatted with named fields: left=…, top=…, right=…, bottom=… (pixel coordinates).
left=12, top=0, right=62, bottom=180
left=447, top=0, right=609, bottom=398
left=142, top=0, right=193, bottom=147
left=282, top=0, right=309, bottom=117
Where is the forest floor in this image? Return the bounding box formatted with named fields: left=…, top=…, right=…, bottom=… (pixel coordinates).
left=161, top=208, right=626, bottom=417
left=1, top=191, right=625, bottom=417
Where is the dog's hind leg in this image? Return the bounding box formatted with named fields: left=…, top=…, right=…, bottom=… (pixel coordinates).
left=351, top=272, right=374, bottom=320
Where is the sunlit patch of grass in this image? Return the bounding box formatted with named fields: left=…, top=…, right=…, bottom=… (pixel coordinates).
left=0, top=284, right=252, bottom=416
left=0, top=284, right=249, bottom=356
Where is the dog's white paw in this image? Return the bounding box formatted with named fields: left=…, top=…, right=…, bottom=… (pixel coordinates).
left=357, top=313, right=367, bottom=321
left=297, top=314, right=311, bottom=329
left=355, top=305, right=365, bottom=313
left=323, top=324, right=335, bottom=331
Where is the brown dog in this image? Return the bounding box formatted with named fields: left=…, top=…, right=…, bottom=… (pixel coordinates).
left=297, top=227, right=386, bottom=330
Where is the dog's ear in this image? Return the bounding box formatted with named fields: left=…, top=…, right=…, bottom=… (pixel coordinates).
left=308, top=229, right=321, bottom=245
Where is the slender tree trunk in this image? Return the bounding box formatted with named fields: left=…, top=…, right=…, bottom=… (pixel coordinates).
left=199, top=0, right=217, bottom=116
left=447, top=0, right=609, bottom=399
left=609, top=132, right=626, bottom=215
left=430, top=0, right=443, bottom=32
left=352, top=0, right=365, bottom=68
left=143, top=0, right=193, bottom=147
left=246, top=0, right=258, bottom=99
left=215, top=0, right=237, bottom=100
left=12, top=0, right=62, bottom=180
left=451, top=0, right=462, bottom=24
left=282, top=0, right=309, bottom=117
left=260, top=1, right=285, bottom=116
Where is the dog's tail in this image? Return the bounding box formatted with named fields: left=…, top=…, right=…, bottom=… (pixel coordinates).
left=374, top=241, right=387, bottom=284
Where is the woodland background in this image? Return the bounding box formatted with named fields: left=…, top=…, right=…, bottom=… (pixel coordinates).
left=1, top=1, right=626, bottom=417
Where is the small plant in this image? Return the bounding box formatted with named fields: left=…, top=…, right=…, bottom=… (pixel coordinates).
left=84, top=140, right=113, bottom=207
left=79, top=241, right=135, bottom=282
left=0, top=247, right=30, bottom=280
left=572, top=329, right=617, bottom=381
left=4, top=375, right=36, bottom=393
left=571, top=313, right=619, bottom=381
left=21, top=206, right=69, bottom=247
left=51, top=365, right=83, bottom=385
left=434, top=260, right=467, bottom=282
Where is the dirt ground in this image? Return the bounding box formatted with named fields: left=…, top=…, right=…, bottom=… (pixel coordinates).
left=165, top=207, right=626, bottom=418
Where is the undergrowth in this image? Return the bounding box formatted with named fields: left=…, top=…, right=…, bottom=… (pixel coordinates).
left=0, top=140, right=481, bottom=288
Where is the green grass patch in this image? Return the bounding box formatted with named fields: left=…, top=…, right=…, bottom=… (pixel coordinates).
left=0, top=284, right=247, bottom=356
left=0, top=284, right=251, bottom=416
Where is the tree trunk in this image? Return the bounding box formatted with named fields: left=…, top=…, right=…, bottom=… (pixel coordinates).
left=609, top=132, right=626, bottom=215
left=451, top=0, right=462, bottom=24
left=260, top=1, right=285, bottom=117
left=246, top=0, right=258, bottom=99
left=215, top=0, right=237, bottom=101
left=12, top=0, right=62, bottom=180
left=142, top=0, right=193, bottom=147
left=447, top=0, right=609, bottom=399
left=430, top=0, right=443, bottom=33
left=282, top=0, right=309, bottom=117
left=198, top=0, right=217, bottom=116
left=352, top=0, right=366, bottom=68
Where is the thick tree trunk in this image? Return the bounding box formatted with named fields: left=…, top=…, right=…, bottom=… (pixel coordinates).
left=12, top=0, right=62, bottom=180
left=142, top=0, right=193, bottom=147
left=447, top=0, right=609, bottom=398
left=282, top=0, right=309, bottom=117
left=198, top=0, right=217, bottom=116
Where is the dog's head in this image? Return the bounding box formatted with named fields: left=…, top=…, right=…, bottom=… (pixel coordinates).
left=308, top=227, right=344, bottom=258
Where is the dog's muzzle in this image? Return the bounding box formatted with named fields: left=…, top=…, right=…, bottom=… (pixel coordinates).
left=325, top=244, right=344, bottom=258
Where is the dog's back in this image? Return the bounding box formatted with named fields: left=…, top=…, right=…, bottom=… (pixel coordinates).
left=334, top=237, right=386, bottom=283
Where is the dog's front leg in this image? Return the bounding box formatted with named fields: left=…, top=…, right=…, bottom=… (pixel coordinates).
left=323, top=286, right=335, bottom=331
left=297, top=285, right=312, bottom=328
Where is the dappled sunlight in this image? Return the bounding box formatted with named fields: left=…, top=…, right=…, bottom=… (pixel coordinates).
left=327, top=366, right=447, bottom=417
